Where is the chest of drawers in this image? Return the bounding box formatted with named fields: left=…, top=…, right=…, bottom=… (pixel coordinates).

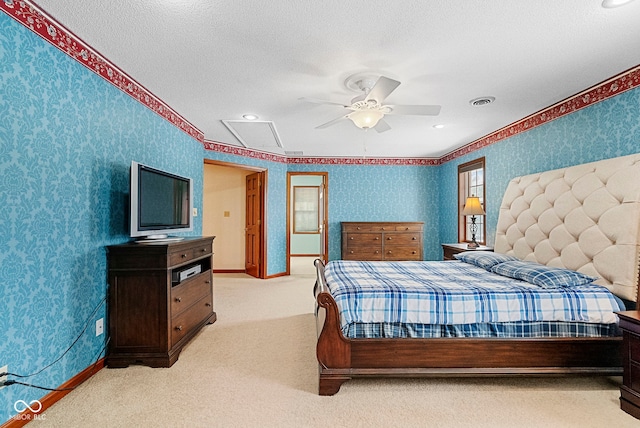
left=341, top=222, right=423, bottom=261
left=106, top=236, right=216, bottom=368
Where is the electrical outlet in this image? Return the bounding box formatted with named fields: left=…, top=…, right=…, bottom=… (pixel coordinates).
left=192, top=207, right=198, bottom=217
left=0, top=365, right=7, bottom=390
left=96, top=318, right=104, bottom=337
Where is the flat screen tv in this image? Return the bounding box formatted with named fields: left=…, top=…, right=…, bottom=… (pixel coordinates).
left=130, top=161, right=193, bottom=241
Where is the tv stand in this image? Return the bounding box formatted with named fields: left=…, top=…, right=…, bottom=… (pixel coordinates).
left=106, top=236, right=216, bottom=368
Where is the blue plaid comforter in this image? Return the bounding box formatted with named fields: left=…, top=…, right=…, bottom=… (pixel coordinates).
left=323, top=261, right=623, bottom=331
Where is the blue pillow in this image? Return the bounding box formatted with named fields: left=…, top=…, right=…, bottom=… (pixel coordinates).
left=454, top=251, right=518, bottom=270
left=490, top=260, right=597, bottom=288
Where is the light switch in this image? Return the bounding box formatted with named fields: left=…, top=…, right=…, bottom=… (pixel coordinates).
left=192, top=208, right=198, bottom=217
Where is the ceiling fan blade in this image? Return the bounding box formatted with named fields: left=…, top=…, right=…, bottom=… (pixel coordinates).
left=299, top=97, right=349, bottom=108
left=315, top=114, right=349, bottom=129
left=374, top=118, right=391, bottom=133
left=385, top=105, right=441, bottom=116
left=365, top=76, right=401, bottom=104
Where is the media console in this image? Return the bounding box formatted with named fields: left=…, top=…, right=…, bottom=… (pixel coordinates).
left=106, top=236, right=216, bottom=368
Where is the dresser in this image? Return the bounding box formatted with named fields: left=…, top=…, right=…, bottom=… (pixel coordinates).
left=341, top=222, right=423, bottom=261
left=618, top=310, right=640, bottom=419
left=441, top=243, right=494, bottom=260
left=106, top=236, right=216, bottom=368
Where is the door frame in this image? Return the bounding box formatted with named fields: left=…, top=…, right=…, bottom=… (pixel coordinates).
left=286, top=171, right=329, bottom=274
left=204, top=159, right=267, bottom=279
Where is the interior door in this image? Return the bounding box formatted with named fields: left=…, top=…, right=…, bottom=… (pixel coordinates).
left=245, top=172, right=262, bottom=277
left=287, top=172, right=328, bottom=268
left=319, top=177, right=328, bottom=263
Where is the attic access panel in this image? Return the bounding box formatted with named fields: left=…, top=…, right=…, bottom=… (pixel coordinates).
left=221, top=120, right=283, bottom=151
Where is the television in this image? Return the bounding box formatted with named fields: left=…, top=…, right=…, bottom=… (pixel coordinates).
left=130, top=161, right=193, bottom=241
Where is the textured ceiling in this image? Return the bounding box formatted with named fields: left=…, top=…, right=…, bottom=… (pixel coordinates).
left=30, top=0, right=640, bottom=158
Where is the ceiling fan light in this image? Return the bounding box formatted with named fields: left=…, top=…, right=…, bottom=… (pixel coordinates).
left=602, top=0, right=635, bottom=7
left=349, top=110, right=384, bottom=129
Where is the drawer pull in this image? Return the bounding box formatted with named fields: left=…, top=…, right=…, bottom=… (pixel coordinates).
left=381, top=227, right=386, bottom=230
left=206, top=280, right=211, bottom=284
left=350, top=237, right=354, bottom=240
left=175, top=325, right=183, bottom=331
left=412, top=251, right=417, bottom=254
left=356, top=227, right=361, bottom=230
left=201, top=248, right=207, bottom=252
left=175, top=297, right=182, bottom=303
left=387, top=237, right=392, bottom=240
left=405, top=227, right=409, bottom=230
left=375, top=237, right=379, bottom=240
left=412, top=237, right=417, bottom=240
left=350, top=250, right=354, bottom=254
left=205, top=302, right=212, bottom=307
left=375, top=251, right=379, bottom=254
left=387, top=251, right=392, bottom=254
left=181, top=253, right=187, bottom=258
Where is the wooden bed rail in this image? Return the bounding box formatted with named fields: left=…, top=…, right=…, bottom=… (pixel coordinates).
left=314, top=259, right=353, bottom=395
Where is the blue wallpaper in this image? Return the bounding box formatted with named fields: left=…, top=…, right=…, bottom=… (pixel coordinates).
left=3, top=3, right=640, bottom=425
left=438, top=87, right=640, bottom=248
left=0, top=13, right=203, bottom=423
left=288, top=164, right=441, bottom=260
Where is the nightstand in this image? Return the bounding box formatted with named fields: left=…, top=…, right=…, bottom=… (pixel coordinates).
left=618, top=310, right=640, bottom=419
left=441, top=243, right=493, bottom=261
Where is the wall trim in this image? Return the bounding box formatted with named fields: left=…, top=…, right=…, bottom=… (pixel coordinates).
left=1, top=359, right=105, bottom=428
left=287, top=156, right=440, bottom=166
left=203, top=141, right=287, bottom=163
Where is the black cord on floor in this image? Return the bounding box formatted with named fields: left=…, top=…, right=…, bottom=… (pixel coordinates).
left=0, top=336, right=110, bottom=392
left=0, top=380, right=74, bottom=392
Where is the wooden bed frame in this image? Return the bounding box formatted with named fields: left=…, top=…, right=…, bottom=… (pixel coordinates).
left=313, top=154, right=640, bottom=395
left=314, top=259, right=626, bottom=395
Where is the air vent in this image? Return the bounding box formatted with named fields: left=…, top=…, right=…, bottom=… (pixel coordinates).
left=470, top=96, right=496, bottom=106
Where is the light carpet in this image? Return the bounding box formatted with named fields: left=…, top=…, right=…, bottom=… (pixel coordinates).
left=30, top=270, right=639, bottom=428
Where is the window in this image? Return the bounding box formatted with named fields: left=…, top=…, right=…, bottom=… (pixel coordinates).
left=293, top=186, right=320, bottom=233
left=458, top=157, right=486, bottom=244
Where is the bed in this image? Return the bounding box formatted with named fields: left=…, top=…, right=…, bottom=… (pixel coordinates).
left=314, top=153, right=640, bottom=395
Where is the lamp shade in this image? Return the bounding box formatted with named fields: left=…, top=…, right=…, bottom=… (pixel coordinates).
left=349, top=109, right=384, bottom=129
left=462, top=196, right=485, bottom=216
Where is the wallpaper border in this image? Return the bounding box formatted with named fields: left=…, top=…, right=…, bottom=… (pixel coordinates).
left=203, top=141, right=288, bottom=164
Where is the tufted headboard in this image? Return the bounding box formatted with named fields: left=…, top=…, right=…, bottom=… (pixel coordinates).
left=495, top=153, right=640, bottom=303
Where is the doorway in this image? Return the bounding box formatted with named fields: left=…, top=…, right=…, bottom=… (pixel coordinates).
left=286, top=172, right=328, bottom=275
left=203, top=160, right=267, bottom=278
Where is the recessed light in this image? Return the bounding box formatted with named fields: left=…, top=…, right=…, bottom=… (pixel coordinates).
left=433, top=124, right=444, bottom=129
left=242, top=114, right=258, bottom=120
left=469, top=96, right=495, bottom=107
left=602, top=0, right=636, bottom=8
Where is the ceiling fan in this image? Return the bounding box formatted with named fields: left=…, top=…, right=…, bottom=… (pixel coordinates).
left=300, top=73, right=441, bottom=133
